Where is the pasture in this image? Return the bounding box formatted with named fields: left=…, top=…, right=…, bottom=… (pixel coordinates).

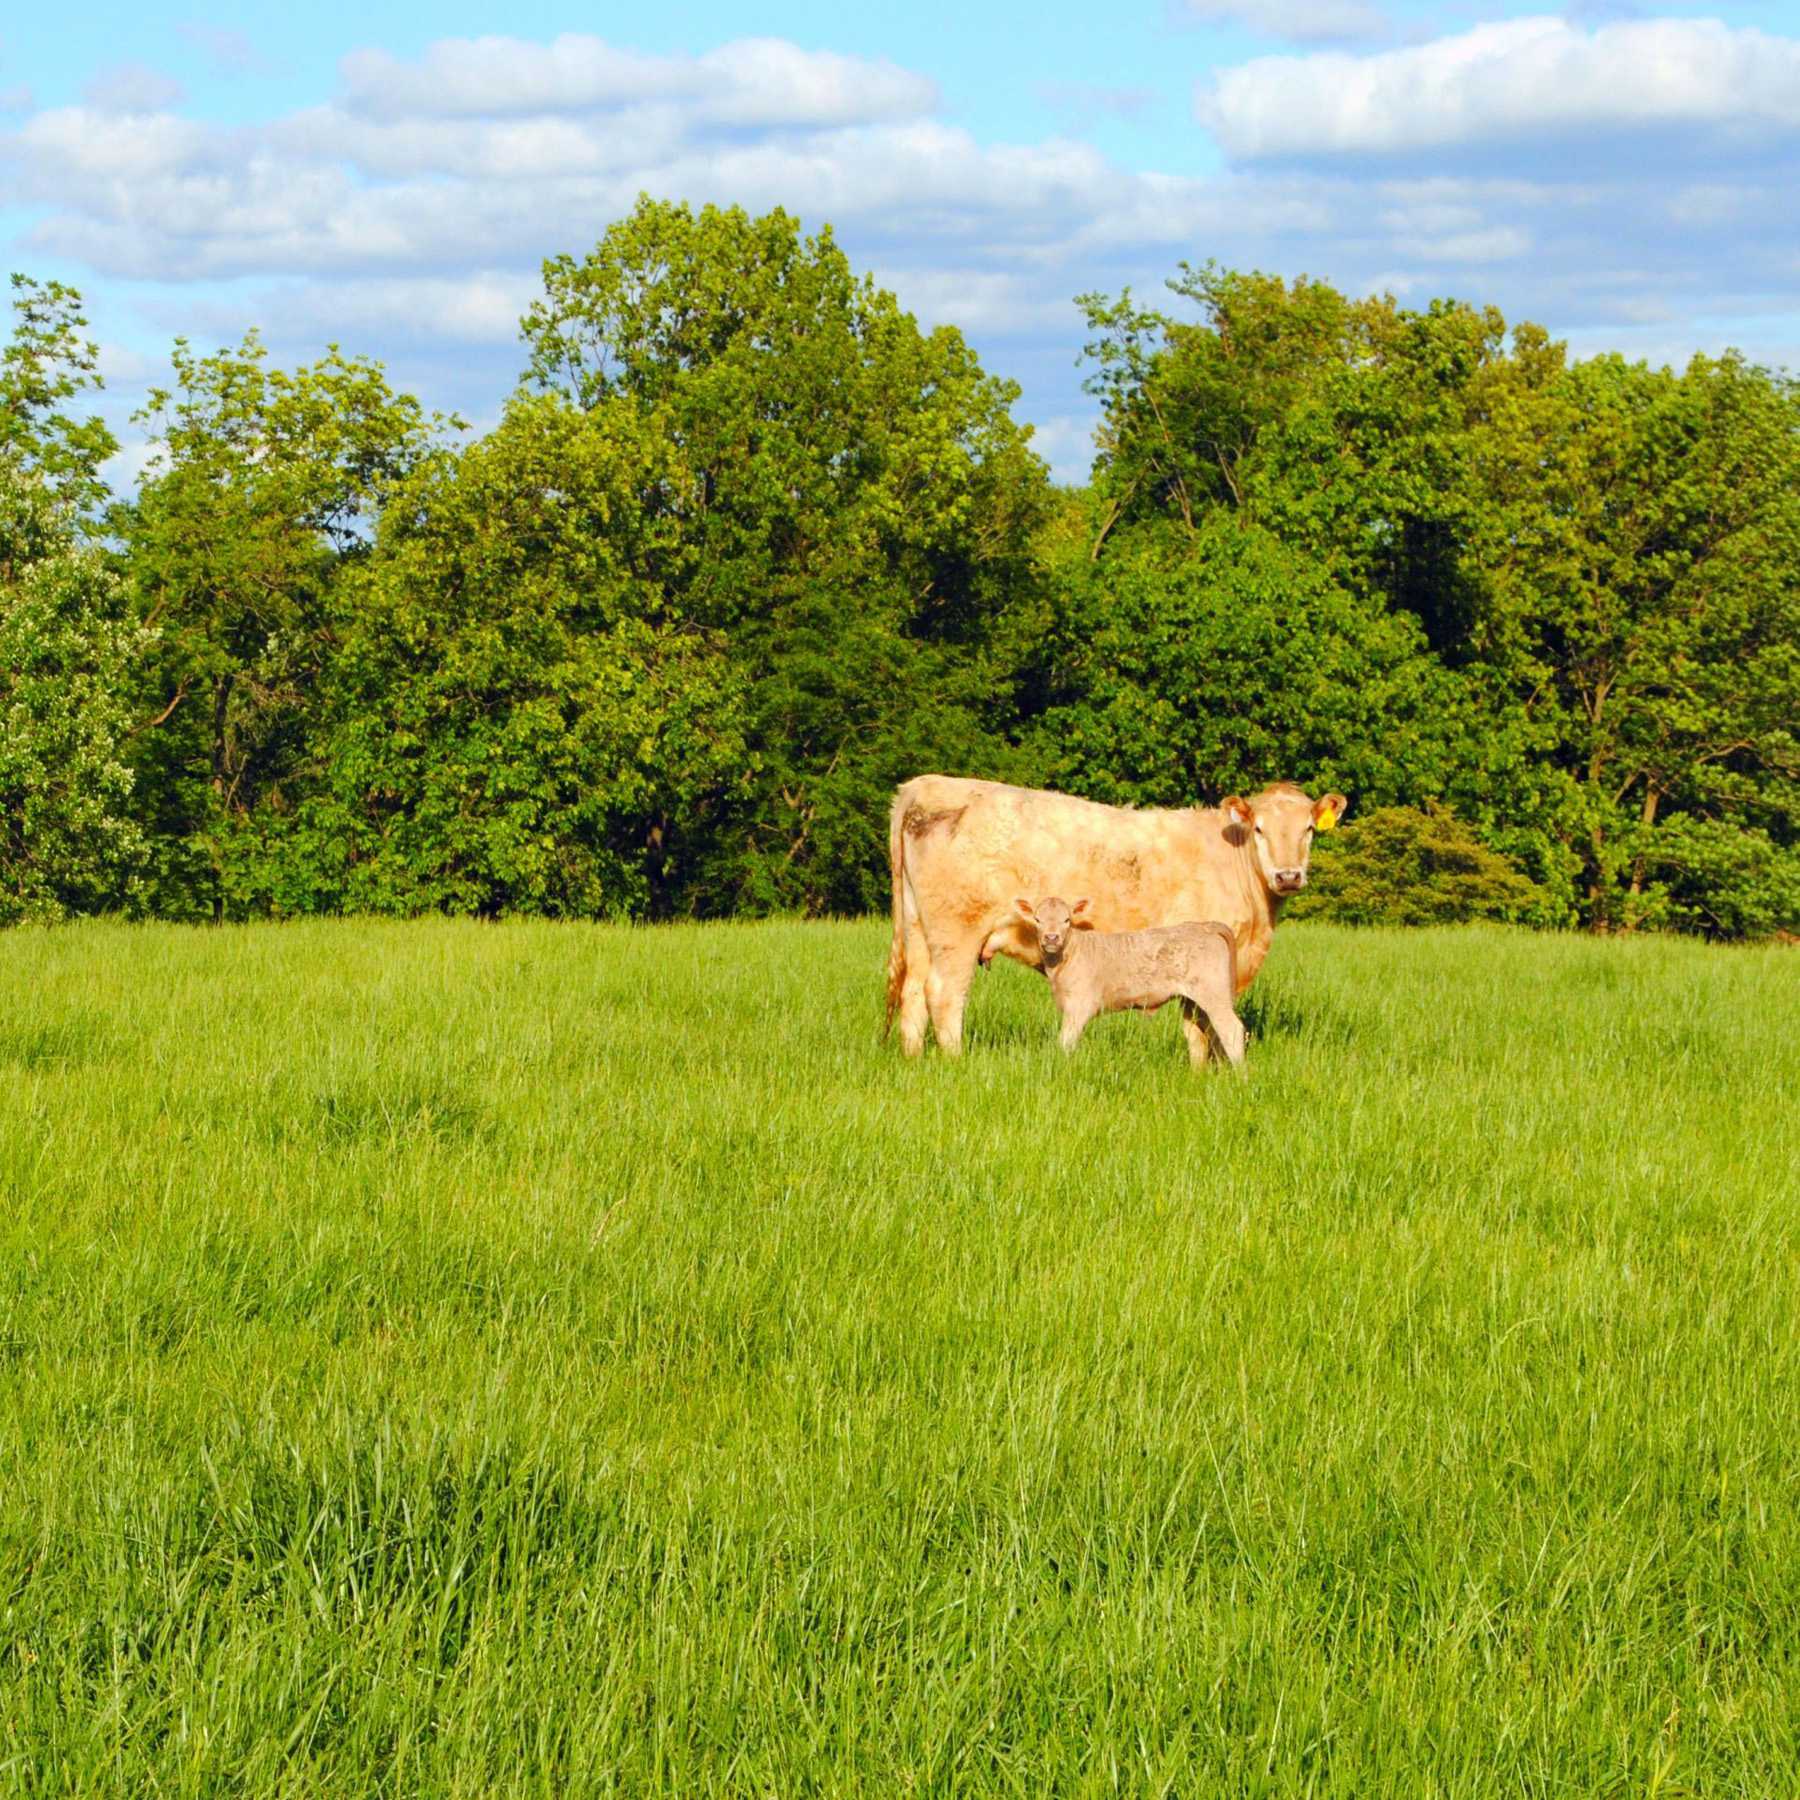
left=2, top=917, right=1796, bottom=1795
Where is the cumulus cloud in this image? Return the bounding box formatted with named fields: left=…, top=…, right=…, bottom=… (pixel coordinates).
left=1025, top=412, right=1104, bottom=486
left=221, top=273, right=546, bottom=346
left=338, top=34, right=937, bottom=129
left=2, top=23, right=1796, bottom=476
left=1200, top=16, right=1800, bottom=159
left=81, top=63, right=186, bottom=115
left=1182, top=0, right=1387, bottom=46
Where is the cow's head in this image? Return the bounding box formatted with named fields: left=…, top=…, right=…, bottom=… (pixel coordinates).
left=1221, top=784, right=1348, bottom=898
left=1016, top=894, right=1090, bottom=965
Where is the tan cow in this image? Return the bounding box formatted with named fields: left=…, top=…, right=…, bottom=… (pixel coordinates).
left=884, top=776, right=1347, bottom=1056
left=1014, top=896, right=1246, bottom=1067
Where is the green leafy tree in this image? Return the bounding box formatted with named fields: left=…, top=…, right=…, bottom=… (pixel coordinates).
left=521, top=196, right=1048, bottom=912
left=0, top=274, right=117, bottom=516
left=1077, top=264, right=1798, bottom=937
left=1079, top=264, right=1504, bottom=621
left=0, top=456, right=149, bottom=922
left=1465, top=350, right=1800, bottom=933
left=236, top=396, right=749, bottom=918
left=1015, top=517, right=1464, bottom=809
left=1286, top=805, right=1546, bottom=927
left=125, top=333, right=453, bottom=915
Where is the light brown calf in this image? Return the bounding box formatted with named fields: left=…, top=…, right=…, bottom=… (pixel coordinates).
left=1016, top=896, right=1246, bottom=1067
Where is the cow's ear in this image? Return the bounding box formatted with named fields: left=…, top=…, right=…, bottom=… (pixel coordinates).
left=1313, top=793, right=1348, bottom=832
left=1223, top=795, right=1254, bottom=827
left=1071, top=898, right=1095, bottom=929
left=1014, top=896, right=1035, bottom=918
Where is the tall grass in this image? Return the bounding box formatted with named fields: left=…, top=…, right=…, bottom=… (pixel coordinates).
left=2, top=918, right=1796, bottom=1794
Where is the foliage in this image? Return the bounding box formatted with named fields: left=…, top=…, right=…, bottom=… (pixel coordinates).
left=1463, top=348, right=1800, bottom=933
left=523, top=197, right=1048, bottom=913
left=2, top=247, right=1795, bottom=938
left=0, top=457, right=150, bottom=922
left=1077, top=266, right=1799, bottom=937
left=1015, top=517, right=1463, bottom=809
left=0, top=274, right=117, bottom=515
left=124, top=332, right=455, bottom=917
left=1286, top=805, right=1546, bottom=926
left=233, top=397, right=749, bottom=918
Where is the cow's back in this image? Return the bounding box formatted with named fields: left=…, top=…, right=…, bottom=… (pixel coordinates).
left=894, top=775, right=1256, bottom=970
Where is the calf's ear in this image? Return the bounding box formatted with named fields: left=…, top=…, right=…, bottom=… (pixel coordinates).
left=1070, top=897, right=1095, bottom=928
left=1313, top=792, right=1348, bottom=832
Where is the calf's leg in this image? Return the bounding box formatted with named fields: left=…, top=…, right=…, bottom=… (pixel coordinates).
left=1057, top=1000, right=1094, bottom=1054
left=1211, top=1005, right=1247, bottom=1066
left=1178, top=1000, right=1212, bottom=1067
left=1180, top=996, right=1247, bottom=1068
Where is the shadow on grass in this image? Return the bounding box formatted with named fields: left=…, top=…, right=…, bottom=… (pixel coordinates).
left=176, top=1078, right=499, bottom=1151
left=1235, top=988, right=1355, bottom=1048
left=308, top=1081, right=491, bottom=1147
left=0, top=1015, right=115, bottom=1071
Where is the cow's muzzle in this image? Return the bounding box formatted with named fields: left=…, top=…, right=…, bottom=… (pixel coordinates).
left=1273, top=870, right=1306, bottom=894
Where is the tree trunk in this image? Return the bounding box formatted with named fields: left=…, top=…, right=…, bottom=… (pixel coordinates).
left=1627, top=785, right=1660, bottom=904
left=210, top=673, right=233, bottom=922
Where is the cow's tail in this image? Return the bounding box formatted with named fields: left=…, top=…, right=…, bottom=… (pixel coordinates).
left=883, top=787, right=910, bottom=1037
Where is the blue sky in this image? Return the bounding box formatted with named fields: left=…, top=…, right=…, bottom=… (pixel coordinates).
left=3, top=0, right=1797, bottom=480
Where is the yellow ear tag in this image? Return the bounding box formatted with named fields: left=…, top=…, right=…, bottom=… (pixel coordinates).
left=1315, top=805, right=1337, bottom=832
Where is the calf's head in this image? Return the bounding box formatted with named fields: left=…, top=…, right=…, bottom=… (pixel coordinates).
left=1015, top=895, right=1091, bottom=965
left=1222, top=784, right=1348, bottom=897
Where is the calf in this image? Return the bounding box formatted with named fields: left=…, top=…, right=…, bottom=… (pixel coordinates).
left=1016, top=896, right=1246, bottom=1067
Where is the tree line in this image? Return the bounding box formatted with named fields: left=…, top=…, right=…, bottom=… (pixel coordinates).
left=4, top=199, right=1796, bottom=936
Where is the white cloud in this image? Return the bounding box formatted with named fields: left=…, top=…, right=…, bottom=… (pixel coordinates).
left=339, top=34, right=936, bottom=129
left=1026, top=412, right=1103, bottom=486
left=3, top=24, right=1796, bottom=480
left=1200, top=16, right=1800, bottom=159
left=1390, top=225, right=1531, bottom=264
left=81, top=63, right=187, bottom=115
left=236, top=273, right=544, bottom=346
left=1182, top=0, right=1387, bottom=46
left=883, top=267, right=1080, bottom=338
left=95, top=341, right=155, bottom=383
left=13, top=106, right=227, bottom=183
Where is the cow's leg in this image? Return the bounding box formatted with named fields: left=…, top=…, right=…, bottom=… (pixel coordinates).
left=924, top=938, right=982, bottom=1057
left=897, top=909, right=931, bottom=1057
left=1179, top=1000, right=1213, bottom=1067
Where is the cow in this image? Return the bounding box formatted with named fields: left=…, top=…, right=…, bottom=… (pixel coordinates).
left=884, top=776, right=1347, bottom=1056
left=1014, top=896, right=1246, bottom=1067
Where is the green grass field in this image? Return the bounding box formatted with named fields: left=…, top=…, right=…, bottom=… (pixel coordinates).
left=2, top=917, right=1797, bottom=1795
